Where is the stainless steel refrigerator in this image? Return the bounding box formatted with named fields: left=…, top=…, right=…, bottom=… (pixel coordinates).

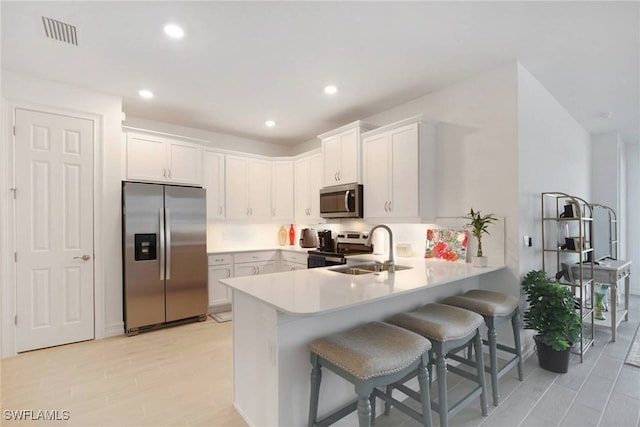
left=122, top=182, right=208, bottom=335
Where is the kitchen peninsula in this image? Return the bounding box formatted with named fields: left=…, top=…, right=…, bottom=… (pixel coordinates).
left=221, top=257, right=505, bottom=427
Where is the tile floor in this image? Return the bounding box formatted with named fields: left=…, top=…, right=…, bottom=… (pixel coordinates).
left=1, top=296, right=638, bottom=427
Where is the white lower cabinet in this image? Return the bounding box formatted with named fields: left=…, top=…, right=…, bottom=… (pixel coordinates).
left=279, top=251, right=307, bottom=271
left=208, top=254, right=233, bottom=308
left=234, top=251, right=277, bottom=277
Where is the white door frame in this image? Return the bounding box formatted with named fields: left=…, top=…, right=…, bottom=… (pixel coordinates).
left=1, top=99, right=105, bottom=357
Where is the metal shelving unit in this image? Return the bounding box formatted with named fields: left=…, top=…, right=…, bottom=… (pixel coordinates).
left=541, top=192, right=595, bottom=362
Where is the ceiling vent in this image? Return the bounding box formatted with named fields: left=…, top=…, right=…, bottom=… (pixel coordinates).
left=42, top=16, right=78, bottom=46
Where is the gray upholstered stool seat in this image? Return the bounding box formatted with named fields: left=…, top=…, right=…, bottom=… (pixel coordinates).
left=308, top=321, right=432, bottom=427
left=387, top=303, right=488, bottom=427
left=442, top=289, right=524, bottom=406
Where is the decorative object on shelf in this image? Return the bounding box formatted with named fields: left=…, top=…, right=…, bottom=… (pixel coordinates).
left=522, top=270, right=582, bottom=373
left=463, top=207, right=497, bottom=267
left=278, top=225, right=287, bottom=246
left=594, top=283, right=607, bottom=320
left=289, top=224, right=295, bottom=246
left=425, top=228, right=468, bottom=262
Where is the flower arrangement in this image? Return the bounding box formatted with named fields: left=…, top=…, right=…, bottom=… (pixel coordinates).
left=425, top=228, right=468, bottom=262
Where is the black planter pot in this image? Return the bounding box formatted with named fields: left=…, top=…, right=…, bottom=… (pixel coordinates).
left=534, top=335, right=571, bottom=373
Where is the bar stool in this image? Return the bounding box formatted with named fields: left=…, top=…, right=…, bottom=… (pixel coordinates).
left=387, top=303, right=488, bottom=427
left=308, top=321, right=432, bottom=427
left=442, top=289, right=524, bottom=406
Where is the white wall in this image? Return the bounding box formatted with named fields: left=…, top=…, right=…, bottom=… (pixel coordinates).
left=361, top=63, right=520, bottom=296
left=517, top=63, right=592, bottom=278
left=0, top=71, right=124, bottom=356
left=626, top=142, right=640, bottom=294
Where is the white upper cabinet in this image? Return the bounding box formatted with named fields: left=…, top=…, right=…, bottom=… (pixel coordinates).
left=319, top=121, right=372, bottom=187
left=126, top=131, right=202, bottom=185
left=225, top=155, right=272, bottom=221
left=271, top=160, right=294, bottom=221
left=362, top=116, right=436, bottom=222
left=203, top=151, right=225, bottom=221
left=294, top=153, right=323, bottom=222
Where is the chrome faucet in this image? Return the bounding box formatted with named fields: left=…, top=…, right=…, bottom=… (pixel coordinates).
left=367, top=224, right=395, bottom=273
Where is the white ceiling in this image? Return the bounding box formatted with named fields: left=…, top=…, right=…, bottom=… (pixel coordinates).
left=2, top=1, right=638, bottom=146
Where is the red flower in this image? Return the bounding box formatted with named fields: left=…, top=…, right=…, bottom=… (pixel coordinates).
left=427, top=229, right=434, bottom=240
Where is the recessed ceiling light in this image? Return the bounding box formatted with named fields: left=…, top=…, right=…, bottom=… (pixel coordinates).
left=164, top=23, right=184, bottom=39
left=600, top=111, right=613, bottom=119
left=265, top=120, right=276, bottom=127
left=324, top=85, right=338, bottom=95
left=138, top=89, right=154, bottom=99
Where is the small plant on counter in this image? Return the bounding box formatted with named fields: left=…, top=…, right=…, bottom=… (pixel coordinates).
left=463, top=208, right=497, bottom=257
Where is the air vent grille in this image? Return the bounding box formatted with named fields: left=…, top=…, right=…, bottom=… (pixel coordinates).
left=42, top=16, right=78, bottom=46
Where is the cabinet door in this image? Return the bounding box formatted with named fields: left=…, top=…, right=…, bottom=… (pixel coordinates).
left=234, top=263, right=257, bottom=277
left=279, top=260, right=306, bottom=272
left=208, top=265, right=232, bottom=306
left=248, top=159, right=272, bottom=220
left=225, top=156, right=249, bottom=220
left=256, top=261, right=277, bottom=275
left=323, top=135, right=341, bottom=187
left=363, top=134, right=390, bottom=218
left=168, top=140, right=202, bottom=185
left=338, top=129, right=358, bottom=184
left=204, top=151, right=225, bottom=221
left=308, top=154, right=323, bottom=220
left=390, top=124, right=419, bottom=218
left=271, top=161, right=294, bottom=221
left=294, top=157, right=311, bottom=220
left=126, top=133, right=167, bottom=182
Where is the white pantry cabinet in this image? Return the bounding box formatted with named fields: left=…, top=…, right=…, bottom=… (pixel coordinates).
left=271, top=160, right=294, bottom=221
left=294, top=153, right=323, bottom=222
left=362, top=116, right=436, bottom=221
left=203, top=151, right=225, bottom=221
left=319, top=121, right=372, bottom=187
left=208, top=254, right=233, bottom=308
left=225, top=155, right=272, bottom=221
left=126, top=131, right=203, bottom=185
left=234, top=251, right=278, bottom=277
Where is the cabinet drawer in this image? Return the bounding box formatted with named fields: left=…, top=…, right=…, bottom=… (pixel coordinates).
left=281, top=251, right=308, bottom=265
left=208, top=253, right=233, bottom=266
left=234, top=251, right=277, bottom=264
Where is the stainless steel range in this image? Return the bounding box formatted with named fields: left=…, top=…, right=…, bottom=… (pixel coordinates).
left=307, top=231, right=373, bottom=268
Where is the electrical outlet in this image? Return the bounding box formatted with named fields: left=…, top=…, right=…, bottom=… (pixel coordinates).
left=523, top=235, right=532, bottom=247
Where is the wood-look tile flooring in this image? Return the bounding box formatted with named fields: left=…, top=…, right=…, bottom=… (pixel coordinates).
left=1, top=296, right=638, bottom=427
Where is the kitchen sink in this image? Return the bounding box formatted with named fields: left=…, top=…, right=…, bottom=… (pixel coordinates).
left=329, top=263, right=412, bottom=275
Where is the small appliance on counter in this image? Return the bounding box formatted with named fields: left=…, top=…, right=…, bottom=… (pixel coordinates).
left=299, top=228, right=319, bottom=248
left=307, top=231, right=373, bottom=268
left=317, top=230, right=334, bottom=252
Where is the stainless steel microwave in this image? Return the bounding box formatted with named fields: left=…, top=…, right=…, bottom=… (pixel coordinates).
left=319, top=183, right=363, bottom=219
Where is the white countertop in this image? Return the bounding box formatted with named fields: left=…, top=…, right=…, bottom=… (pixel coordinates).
left=220, top=257, right=505, bottom=316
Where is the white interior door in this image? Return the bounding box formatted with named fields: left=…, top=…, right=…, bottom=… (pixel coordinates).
left=15, top=108, right=95, bottom=352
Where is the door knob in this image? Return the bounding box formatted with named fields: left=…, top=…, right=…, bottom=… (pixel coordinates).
left=74, top=255, right=91, bottom=261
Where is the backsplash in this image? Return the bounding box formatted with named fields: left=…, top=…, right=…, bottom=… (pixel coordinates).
left=207, top=218, right=505, bottom=263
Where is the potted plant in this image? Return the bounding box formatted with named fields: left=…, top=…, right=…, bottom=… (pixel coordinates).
left=463, top=207, right=497, bottom=267
left=521, top=270, right=582, bottom=373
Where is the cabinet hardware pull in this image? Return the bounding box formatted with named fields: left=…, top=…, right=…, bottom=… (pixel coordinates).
left=168, top=169, right=171, bottom=179
left=384, top=201, right=388, bottom=212
left=389, top=201, right=392, bottom=212
left=163, top=168, right=166, bottom=178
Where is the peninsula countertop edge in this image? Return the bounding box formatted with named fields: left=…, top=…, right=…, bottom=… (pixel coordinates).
left=220, top=257, right=506, bottom=316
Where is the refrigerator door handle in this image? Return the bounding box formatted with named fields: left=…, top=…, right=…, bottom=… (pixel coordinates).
left=159, top=208, right=165, bottom=280
left=166, top=208, right=171, bottom=280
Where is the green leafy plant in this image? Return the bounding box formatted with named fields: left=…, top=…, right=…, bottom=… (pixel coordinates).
left=463, top=208, right=497, bottom=257
left=521, top=270, right=582, bottom=351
